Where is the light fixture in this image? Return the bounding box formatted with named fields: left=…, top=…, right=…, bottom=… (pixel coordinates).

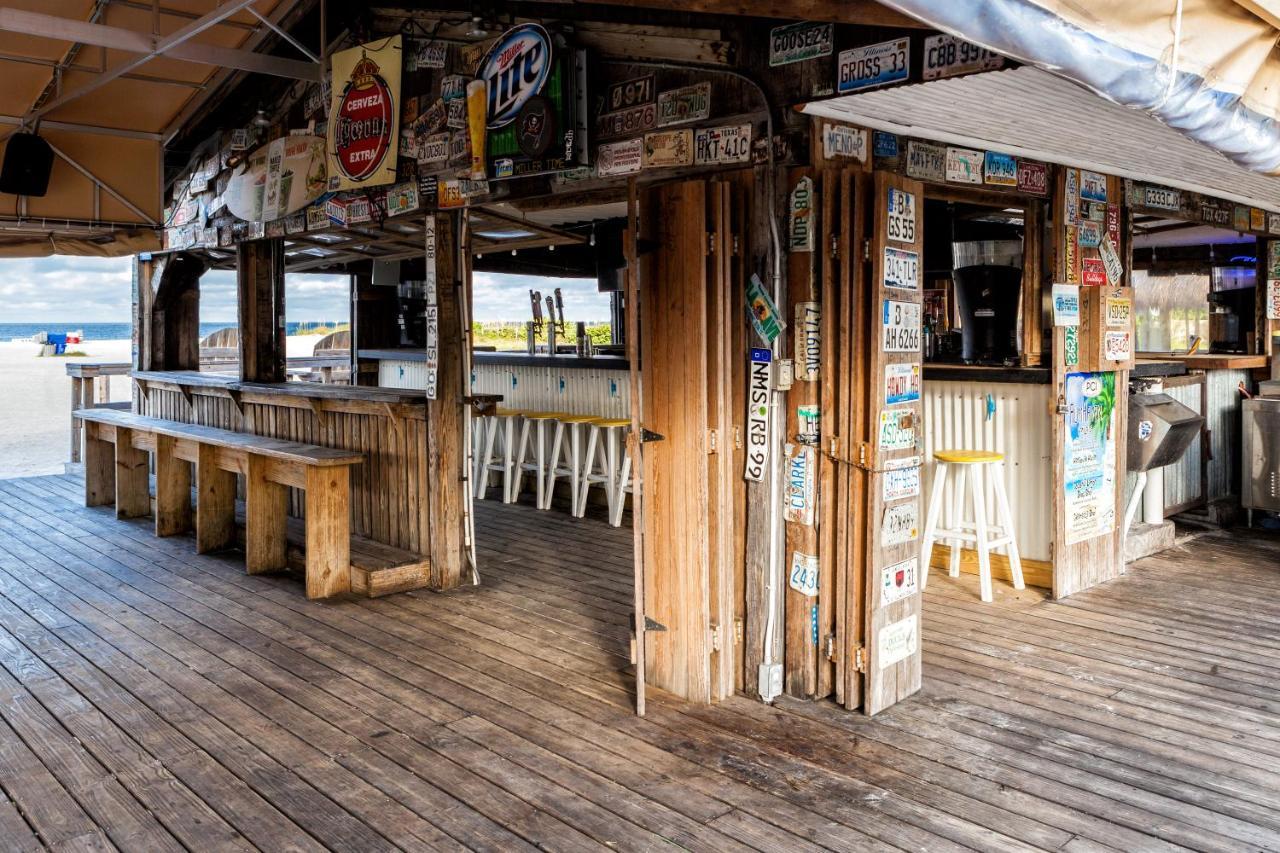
left=251, top=109, right=271, bottom=129
left=466, top=16, right=491, bottom=38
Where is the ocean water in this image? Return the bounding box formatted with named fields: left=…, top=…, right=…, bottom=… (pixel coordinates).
left=0, top=321, right=346, bottom=342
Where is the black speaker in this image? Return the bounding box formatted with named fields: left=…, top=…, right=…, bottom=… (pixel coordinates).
left=0, top=133, right=54, bottom=197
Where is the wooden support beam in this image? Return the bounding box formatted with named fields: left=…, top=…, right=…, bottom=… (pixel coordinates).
left=113, top=427, right=150, bottom=519
left=305, top=466, right=352, bottom=599
left=237, top=239, right=286, bottom=383
left=153, top=433, right=192, bottom=537
left=245, top=455, right=288, bottom=575
left=84, top=425, right=115, bottom=507
left=195, top=443, right=236, bottom=553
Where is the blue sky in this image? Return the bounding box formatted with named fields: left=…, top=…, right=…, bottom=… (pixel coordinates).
left=0, top=256, right=610, bottom=323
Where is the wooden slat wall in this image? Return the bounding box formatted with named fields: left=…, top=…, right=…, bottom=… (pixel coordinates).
left=140, top=385, right=429, bottom=555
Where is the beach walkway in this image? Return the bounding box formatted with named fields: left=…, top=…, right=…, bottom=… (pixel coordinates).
left=0, top=473, right=1277, bottom=851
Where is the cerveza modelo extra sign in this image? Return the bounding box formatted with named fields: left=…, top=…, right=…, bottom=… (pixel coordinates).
left=479, top=23, right=553, bottom=129
left=334, top=54, right=395, bottom=182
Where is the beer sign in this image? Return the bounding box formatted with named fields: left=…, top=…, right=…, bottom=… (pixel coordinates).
left=328, top=36, right=402, bottom=191
left=478, top=24, right=552, bottom=128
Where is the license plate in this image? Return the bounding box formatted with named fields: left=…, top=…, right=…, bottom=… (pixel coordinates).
left=883, top=247, right=919, bottom=291
left=886, top=188, right=916, bottom=243
left=837, top=38, right=909, bottom=93
left=882, top=300, right=921, bottom=352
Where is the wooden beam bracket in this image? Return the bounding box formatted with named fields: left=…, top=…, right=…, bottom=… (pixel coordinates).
left=226, top=389, right=244, bottom=418
left=382, top=402, right=403, bottom=437
left=307, top=398, right=328, bottom=429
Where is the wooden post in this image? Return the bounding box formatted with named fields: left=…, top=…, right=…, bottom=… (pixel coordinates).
left=195, top=444, right=236, bottom=553
left=113, top=427, right=150, bottom=519
left=153, top=434, right=192, bottom=537
left=237, top=239, right=286, bottom=383
left=305, top=466, right=352, bottom=599
left=84, top=423, right=115, bottom=507
left=245, top=455, right=288, bottom=574
left=69, top=376, right=83, bottom=464
left=425, top=213, right=467, bottom=589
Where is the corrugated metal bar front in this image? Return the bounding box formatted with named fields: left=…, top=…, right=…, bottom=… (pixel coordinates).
left=1206, top=369, right=1251, bottom=501
left=470, top=362, right=631, bottom=418
left=922, top=380, right=1053, bottom=562
left=1160, top=375, right=1206, bottom=512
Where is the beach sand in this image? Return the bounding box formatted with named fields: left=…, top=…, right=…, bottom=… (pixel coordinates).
left=0, top=334, right=325, bottom=480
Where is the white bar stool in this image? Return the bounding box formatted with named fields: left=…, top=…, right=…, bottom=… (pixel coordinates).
left=476, top=407, right=521, bottom=502
left=920, top=449, right=1024, bottom=602
left=511, top=411, right=566, bottom=507
left=545, top=414, right=598, bottom=511
left=579, top=417, right=630, bottom=521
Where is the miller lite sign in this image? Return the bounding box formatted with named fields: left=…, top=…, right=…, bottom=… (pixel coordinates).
left=327, top=36, right=402, bottom=191
left=479, top=24, right=553, bottom=129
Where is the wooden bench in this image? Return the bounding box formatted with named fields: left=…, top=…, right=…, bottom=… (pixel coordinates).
left=73, top=409, right=363, bottom=599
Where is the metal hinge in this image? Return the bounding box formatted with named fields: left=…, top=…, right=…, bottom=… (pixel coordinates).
left=824, top=634, right=836, bottom=662
left=854, top=644, right=866, bottom=673
left=858, top=442, right=869, bottom=467
left=709, top=623, right=723, bottom=652
left=708, top=428, right=718, bottom=453
left=863, top=239, right=870, bottom=261
left=707, top=232, right=715, bottom=254
left=734, top=618, right=744, bottom=646
left=733, top=426, right=743, bottom=450
left=829, top=234, right=839, bottom=259
left=732, top=235, right=740, bottom=255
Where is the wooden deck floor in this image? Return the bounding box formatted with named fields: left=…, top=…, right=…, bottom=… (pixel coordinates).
left=0, top=474, right=1278, bottom=851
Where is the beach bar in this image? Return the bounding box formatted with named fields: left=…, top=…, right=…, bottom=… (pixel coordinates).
left=18, top=0, right=1280, bottom=716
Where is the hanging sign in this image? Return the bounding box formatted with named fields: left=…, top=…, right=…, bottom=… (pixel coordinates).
left=983, top=152, right=1017, bottom=187
left=883, top=466, right=921, bottom=502
left=770, top=21, right=833, bottom=66
left=881, top=502, right=919, bottom=547
left=882, top=300, right=921, bottom=351
left=883, top=246, right=919, bottom=291
left=884, top=363, right=921, bottom=405
left=424, top=216, right=439, bottom=400
left=695, top=124, right=752, bottom=165
left=906, top=141, right=946, bottom=182
left=880, top=557, right=919, bottom=605
left=879, top=614, right=919, bottom=669
left=1052, top=283, right=1079, bottom=326
left=1017, top=161, right=1048, bottom=195
left=1142, top=185, right=1181, bottom=211
left=922, top=34, right=1004, bottom=80
left=328, top=36, right=402, bottom=191
left=837, top=38, right=909, bottom=93
left=643, top=129, right=693, bottom=168
left=744, top=348, right=772, bottom=482
left=945, top=147, right=983, bottom=184
left=1082, top=257, right=1106, bottom=287
left=597, top=138, right=643, bottom=177
left=790, top=177, right=815, bottom=252
left=1080, top=170, right=1107, bottom=202
left=795, top=302, right=821, bottom=381
left=1063, top=372, right=1117, bottom=544
left=225, top=135, right=327, bottom=222
left=657, top=82, right=711, bottom=126
left=822, top=124, right=868, bottom=162
left=1099, top=235, right=1124, bottom=285
left=784, top=445, right=816, bottom=526
left=788, top=551, right=819, bottom=597
left=478, top=24, right=552, bottom=128
left=886, top=187, right=916, bottom=243
left=879, top=409, right=916, bottom=451
left=747, top=273, right=783, bottom=343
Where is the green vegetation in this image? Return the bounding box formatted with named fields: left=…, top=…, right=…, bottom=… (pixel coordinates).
left=472, top=321, right=612, bottom=351
left=292, top=322, right=351, bottom=337
left=50, top=350, right=89, bottom=358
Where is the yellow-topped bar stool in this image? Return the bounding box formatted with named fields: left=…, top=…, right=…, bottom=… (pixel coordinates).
left=545, top=414, right=599, bottom=512
left=579, top=417, right=631, bottom=524
left=511, top=411, right=569, bottom=507
left=476, top=407, right=522, bottom=503
left=920, top=448, right=1024, bottom=602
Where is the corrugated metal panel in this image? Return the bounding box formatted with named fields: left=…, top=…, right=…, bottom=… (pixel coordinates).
left=1207, top=369, right=1250, bottom=500
left=1160, top=378, right=1204, bottom=510
left=922, top=380, right=1053, bottom=562
left=379, top=359, right=630, bottom=419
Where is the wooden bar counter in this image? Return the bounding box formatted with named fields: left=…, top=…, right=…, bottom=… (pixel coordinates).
left=131, top=371, right=434, bottom=591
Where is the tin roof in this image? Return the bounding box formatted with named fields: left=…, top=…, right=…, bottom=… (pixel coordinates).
left=801, top=65, right=1280, bottom=213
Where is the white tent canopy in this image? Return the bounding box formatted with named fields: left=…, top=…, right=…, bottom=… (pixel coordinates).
left=802, top=65, right=1280, bottom=213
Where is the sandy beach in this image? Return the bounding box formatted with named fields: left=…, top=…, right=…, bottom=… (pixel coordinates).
left=0, top=334, right=324, bottom=480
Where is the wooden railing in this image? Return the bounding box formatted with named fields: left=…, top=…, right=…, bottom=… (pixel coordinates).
left=66, top=362, right=132, bottom=466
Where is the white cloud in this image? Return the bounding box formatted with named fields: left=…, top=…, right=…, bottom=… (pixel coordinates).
left=473, top=272, right=611, bottom=324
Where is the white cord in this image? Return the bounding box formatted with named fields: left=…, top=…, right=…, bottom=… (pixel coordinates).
left=1159, top=0, right=1185, bottom=108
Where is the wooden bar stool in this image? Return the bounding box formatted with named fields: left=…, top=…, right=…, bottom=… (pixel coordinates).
left=920, top=449, right=1024, bottom=602
left=545, top=414, right=598, bottom=511
left=475, top=407, right=521, bottom=502
left=579, top=418, right=632, bottom=526
left=511, top=411, right=567, bottom=507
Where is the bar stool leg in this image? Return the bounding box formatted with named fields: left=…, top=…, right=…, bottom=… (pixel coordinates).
left=577, top=425, right=600, bottom=517
left=612, top=440, right=631, bottom=528
left=543, top=420, right=566, bottom=510
left=992, top=461, right=1025, bottom=590
left=510, top=418, right=532, bottom=504
left=970, top=464, right=994, bottom=602
left=501, top=417, right=517, bottom=503
left=948, top=464, right=966, bottom=577
left=534, top=420, right=550, bottom=510
left=477, top=416, right=497, bottom=498
left=920, top=461, right=949, bottom=590
left=568, top=423, right=582, bottom=515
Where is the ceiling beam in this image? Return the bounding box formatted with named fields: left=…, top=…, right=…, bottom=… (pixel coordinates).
left=574, top=0, right=928, bottom=28
left=0, top=6, right=321, bottom=88
left=44, top=140, right=157, bottom=225
left=0, top=114, right=162, bottom=141
left=27, top=0, right=262, bottom=123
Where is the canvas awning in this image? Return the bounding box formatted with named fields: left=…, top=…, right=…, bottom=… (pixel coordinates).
left=877, top=0, right=1280, bottom=176
left=0, top=0, right=319, bottom=256
left=801, top=65, right=1280, bottom=213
